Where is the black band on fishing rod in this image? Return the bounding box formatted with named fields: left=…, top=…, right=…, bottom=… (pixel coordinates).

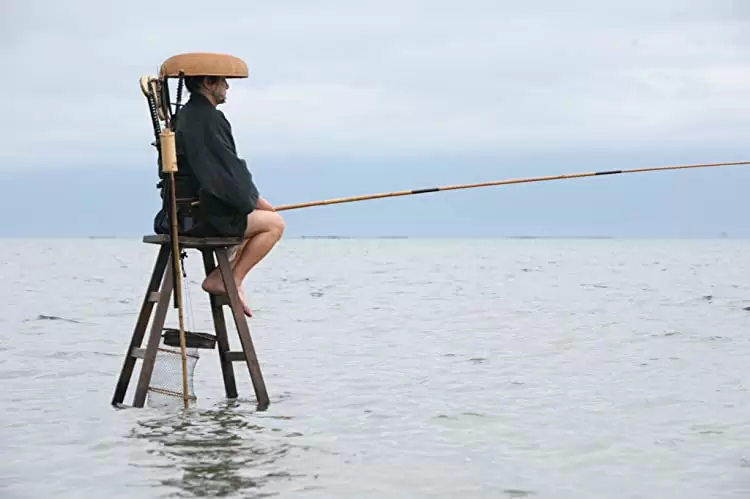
left=174, top=71, right=184, bottom=119
left=595, top=170, right=623, bottom=175
left=146, top=87, right=161, bottom=141
left=412, top=187, right=440, bottom=194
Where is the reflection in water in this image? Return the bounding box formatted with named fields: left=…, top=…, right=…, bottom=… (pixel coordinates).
left=128, top=400, right=304, bottom=498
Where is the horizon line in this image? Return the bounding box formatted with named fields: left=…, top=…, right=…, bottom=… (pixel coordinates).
left=0, top=234, right=742, bottom=240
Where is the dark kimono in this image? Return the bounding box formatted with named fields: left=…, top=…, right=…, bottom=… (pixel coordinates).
left=153, top=93, right=259, bottom=237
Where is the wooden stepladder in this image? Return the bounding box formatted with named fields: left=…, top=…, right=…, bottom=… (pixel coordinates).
left=111, top=234, right=269, bottom=410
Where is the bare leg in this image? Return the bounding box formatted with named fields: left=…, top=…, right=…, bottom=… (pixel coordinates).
left=203, top=245, right=245, bottom=302
left=228, top=244, right=242, bottom=266
left=202, top=211, right=285, bottom=316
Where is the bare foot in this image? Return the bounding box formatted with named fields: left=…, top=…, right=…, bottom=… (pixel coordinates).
left=201, top=269, right=253, bottom=317
left=201, top=268, right=226, bottom=295
left=237, top=285, right=253, bottom=317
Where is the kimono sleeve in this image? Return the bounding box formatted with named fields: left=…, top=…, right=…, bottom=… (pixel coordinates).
left=197, top=113, right=260, bottom=214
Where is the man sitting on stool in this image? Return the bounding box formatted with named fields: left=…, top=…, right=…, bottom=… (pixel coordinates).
left=174, top=74, right=285, bottom=317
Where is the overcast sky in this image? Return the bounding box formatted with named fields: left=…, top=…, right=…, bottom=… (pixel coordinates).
left=1, top=1, right=749, bottom=237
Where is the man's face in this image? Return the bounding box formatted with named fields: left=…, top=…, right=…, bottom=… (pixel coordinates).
left=204, top=77, right=229, bottom=105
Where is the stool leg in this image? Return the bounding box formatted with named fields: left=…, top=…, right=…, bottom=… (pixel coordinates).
left=201, top=248, right=239, bottom=399
left=112, top=245, right=170, bottom=406
left=132, top=253, right=176, bottom=408
left=215, top=247, right=270, bottom=409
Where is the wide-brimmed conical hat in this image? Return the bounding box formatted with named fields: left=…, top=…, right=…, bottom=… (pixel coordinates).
left=159, top=52, right=249, bottom=79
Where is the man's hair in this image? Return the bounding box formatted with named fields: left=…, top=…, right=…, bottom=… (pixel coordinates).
left=184, top=75, right=222, bottom=94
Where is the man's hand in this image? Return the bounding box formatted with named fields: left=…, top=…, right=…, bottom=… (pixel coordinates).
left=256, top=197, right=275, bottom=211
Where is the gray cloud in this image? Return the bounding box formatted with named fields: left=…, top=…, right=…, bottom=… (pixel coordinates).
left=1, top=0, right=749, bottom=167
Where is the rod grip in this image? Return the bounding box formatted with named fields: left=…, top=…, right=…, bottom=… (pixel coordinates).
left=160, top=129, right=178, bottom=173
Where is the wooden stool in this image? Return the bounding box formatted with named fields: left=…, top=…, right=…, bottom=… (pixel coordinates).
left=111, top=234, right=270, bottom=410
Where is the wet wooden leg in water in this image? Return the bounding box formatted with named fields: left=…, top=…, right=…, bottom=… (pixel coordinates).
left=132, top=254, right=176, bottom=408
left=201, top=248, right=239, bottom=399
left=215, top=247, right=270, bottom=409
left=111, top=245, right=169, bottom=406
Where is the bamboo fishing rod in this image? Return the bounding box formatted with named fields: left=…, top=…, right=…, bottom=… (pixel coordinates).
left=226, top=159, right=749, bottom=265
left=272, top=159, right=750, bottom=212
left=145, top=75, right=191, bottom=410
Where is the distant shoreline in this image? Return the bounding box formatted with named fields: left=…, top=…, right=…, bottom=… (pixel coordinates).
left=0, top=235, right=743, bottom=241
left=294, top=235, right=616, bottom=240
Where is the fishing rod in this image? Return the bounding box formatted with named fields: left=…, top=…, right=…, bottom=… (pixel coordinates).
left=141, top=74, right=191, bottom=410
left=226, top=158, right=749, bottom=265
left=272, top=160, right=750, bottom=212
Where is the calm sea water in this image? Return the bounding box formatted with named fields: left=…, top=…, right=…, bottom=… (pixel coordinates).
left=1, top=237, right=750, bottom=498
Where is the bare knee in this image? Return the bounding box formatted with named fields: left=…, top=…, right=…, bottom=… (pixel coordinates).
left=271, top=213, right=285, bottom=239
left=245, top=210, right=286, bottom=239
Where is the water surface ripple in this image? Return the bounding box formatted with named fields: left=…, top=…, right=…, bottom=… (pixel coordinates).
left=1, top=237, right=750, bottom=498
